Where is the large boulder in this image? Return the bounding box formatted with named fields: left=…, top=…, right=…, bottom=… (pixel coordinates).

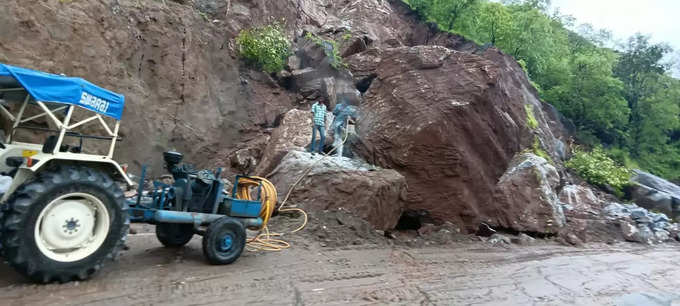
left=268, top=151, right=407, bottom=230
left=493, top=153, right=565, bottom=233
left=630, top=170, right=680, bottom=219
left=255, top=109, right=332, bottom=176
left=350, top=45, right=566, bottom=232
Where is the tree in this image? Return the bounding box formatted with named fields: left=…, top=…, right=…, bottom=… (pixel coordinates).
left=403, top=0, right=680, bottom=180
left=408, top=0, right=433, bottom=20
left=477, top=2, right=512, bottom=45
left=442, top=0, right=480, bottom=31
left=501, top=0, right=551, bottom=12
left=544, top=49, right=629, bottom=145
left=500, top=3, right=568, bottom=87
left=637, top=77, right=680, bottom=153
left=613, top=33, right=673, bottom=154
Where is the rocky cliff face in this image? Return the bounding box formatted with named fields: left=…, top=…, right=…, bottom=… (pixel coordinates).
left=0, top=0, right=570, bottom=233
left=0, top=0, right=299, bottom=174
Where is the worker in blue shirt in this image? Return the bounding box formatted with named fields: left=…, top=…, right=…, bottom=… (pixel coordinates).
left=310, top=98, right=327, bottom=154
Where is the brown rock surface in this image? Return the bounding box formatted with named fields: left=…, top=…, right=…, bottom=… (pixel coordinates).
left=268, top=151, right=407, bottom=230
left=351, top=45, right=565, bottom=232
left=255, top=109, right=332, bottom=176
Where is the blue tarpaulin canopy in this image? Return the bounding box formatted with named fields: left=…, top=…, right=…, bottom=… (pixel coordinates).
left=0, top=63, right=125, bottom=120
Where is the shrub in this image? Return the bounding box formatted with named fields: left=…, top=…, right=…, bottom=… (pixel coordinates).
left=566, top=147, right=632, bottom=193
left=236, top=23, right=291, bottom=73
left=305, top=32, right=347, bottom=70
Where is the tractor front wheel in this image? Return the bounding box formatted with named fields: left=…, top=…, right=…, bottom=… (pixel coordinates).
left=202, top=217, right=245, bottom=265
left=0, top=166, right=129, bottom=283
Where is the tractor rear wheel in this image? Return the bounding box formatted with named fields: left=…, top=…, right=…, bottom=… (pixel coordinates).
left=202, top=217, right=245, bottom=265
left=155, top=223, right=194, bottom=247
left=0, top=166, right=129, bottom=283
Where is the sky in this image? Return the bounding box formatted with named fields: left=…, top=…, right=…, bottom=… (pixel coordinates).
left=549, top=0, right=680, bottom=75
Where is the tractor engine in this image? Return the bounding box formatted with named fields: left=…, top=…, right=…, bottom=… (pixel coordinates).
left=162, top=151, right=220, bottom=213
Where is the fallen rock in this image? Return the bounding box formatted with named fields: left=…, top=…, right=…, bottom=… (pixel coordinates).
left=620, top=221, right=640, bottom=242
left=563, top=232, right=583, bottom=247
left=268, top=151, right=407, bottom=230
left=630, top=208, right=649, bottom=220
left=350, top=45, right=567, bottom=233
left=654, top=230, right=671, bottom=242
left=230, top=148, right=258, bottom=175
left=621, top=221, right=655, bottom=245
left=487, top=234, right=511, bottom=245
left=255, top=109, right=333, bottom=176
left=604, top=202, right=633, bottom=220
left=636, top=225, right=655, bottom=245
left=286, top=55, right=302, bottom=71
left=559, top=184, right=601, bottom=217
left=667, top=223, right=680, bottom=241
left=511, top=233, right=536, bottom=246
left=605, top=201, right=680, bottom=244
left=340, top=36, right=369, bottom=57
left=417, top=223, right=438, bottom=236
left=290, top=68, right=322, bottom=92
left=493, top=153, right=565, bottom=233
left=631, top=170, right=680, bottom=219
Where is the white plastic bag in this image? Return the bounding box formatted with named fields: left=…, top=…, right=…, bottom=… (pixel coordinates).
left=0, top=175, right=12, bottom=195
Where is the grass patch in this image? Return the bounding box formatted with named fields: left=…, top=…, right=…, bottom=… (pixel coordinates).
left=525, top=104, right=538, bottom=129
left=532, top=137, right=553, bottom=164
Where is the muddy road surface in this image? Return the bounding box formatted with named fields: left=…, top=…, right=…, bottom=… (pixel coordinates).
left=1, top=227, right=679, bottom=305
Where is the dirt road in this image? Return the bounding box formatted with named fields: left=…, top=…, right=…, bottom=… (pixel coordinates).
left=1, top=228, right=679, bottom=306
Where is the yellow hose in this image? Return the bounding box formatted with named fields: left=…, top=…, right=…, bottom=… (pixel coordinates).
left=234, top=176, right=305, bottom=251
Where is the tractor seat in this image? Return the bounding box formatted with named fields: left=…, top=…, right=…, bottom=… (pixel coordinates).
left=42, top=135, right=57, bottom=153
left=42, top=135, right=71, bottom=154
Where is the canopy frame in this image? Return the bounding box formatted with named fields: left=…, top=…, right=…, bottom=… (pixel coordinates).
left=1, top=88, right=120, bottom=158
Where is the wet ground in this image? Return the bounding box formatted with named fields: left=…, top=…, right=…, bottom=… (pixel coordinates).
left=1, top=224, right=679, bottom=306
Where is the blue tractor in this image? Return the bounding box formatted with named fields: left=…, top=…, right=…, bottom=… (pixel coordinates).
left=129, top=151, right=274, bottom=265
left=0, top=63, right=274, bottom=283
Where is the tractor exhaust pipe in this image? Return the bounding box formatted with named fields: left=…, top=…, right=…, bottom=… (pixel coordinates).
left=153, top=210, right=263, bottom=229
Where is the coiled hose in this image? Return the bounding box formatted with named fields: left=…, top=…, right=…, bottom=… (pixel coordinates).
left=234, top=176, right=305, bottom=251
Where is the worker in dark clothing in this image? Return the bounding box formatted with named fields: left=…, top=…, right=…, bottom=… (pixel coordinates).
left=331, top=99, right=357, bottom=157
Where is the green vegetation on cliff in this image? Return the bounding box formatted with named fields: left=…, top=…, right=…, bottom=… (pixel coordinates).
left=566, top=147, right=632, bottom=195
left=405, top=0, right=680, bottom=180
left=236, top=23, right=291, bottom=73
